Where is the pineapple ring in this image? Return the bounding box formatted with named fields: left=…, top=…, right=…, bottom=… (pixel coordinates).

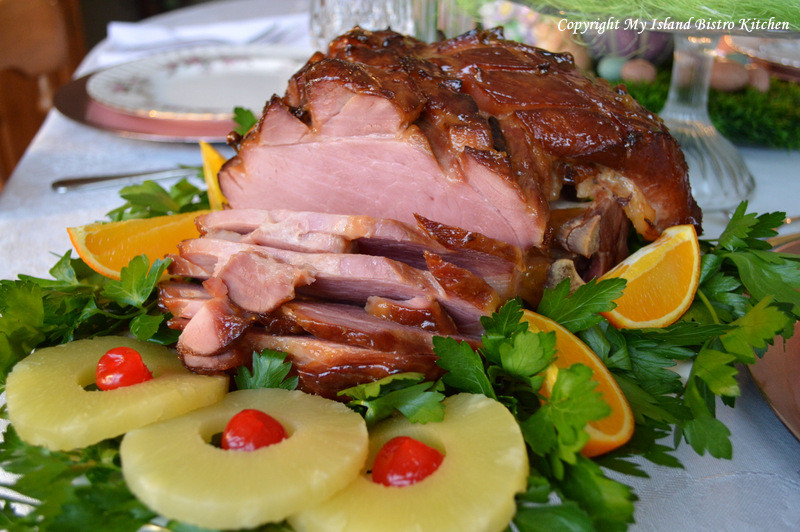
left=289, top=393, right=529, bottom=532
left=120, top=388, right=369, bottom=530
left=5, top=336, right=228, bottom=451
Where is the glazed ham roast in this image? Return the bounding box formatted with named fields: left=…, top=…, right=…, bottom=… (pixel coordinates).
left=161, top=27, right=702, bottom=397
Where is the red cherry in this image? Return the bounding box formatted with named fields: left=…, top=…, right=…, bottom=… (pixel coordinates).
left=221, top=409, right=287, bottom=451
left=371, top=436, right=444, bottom=487
left=95, top=347, right=154, bottom=391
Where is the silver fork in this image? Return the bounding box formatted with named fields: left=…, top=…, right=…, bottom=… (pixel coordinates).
left=51, top=167, right=198, bottom=193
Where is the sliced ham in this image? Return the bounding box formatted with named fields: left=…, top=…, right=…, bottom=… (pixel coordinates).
left=280, top=300, right=476, bottom=354
left=365, top=295, right=459, bottom=335
left=244, top=332, right=443, bottom=399
left=212, top=251, right=315, bottom=314
left=164, top=27, right=704, bottom=396
left=158, top=281, right=210, bottom=320
left=194, top=208, right=523, bottom=299
left=172, top=237, right=496, bottom=333
left=176, top=297, right=253, bottom=358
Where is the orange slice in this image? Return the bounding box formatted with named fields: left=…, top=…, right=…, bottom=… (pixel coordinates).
left=600, top=224, right=701, bottom=329
left=199, top=141, right=228, bottom=211
left=523, top=310, right=634, bottom=458
left=67, top=210, right=210, bottom=280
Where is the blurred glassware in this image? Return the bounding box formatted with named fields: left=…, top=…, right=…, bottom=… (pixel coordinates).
left=414, top=0, right=476, bottom=42
left=658, top=34, right=755, bottom=213
left=309, top=0, right=414, bottom=50
left=309, top=0, right=481, bottom=49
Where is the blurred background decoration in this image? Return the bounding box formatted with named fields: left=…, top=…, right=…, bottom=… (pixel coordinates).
left=469, top=0, right=799, bottom=151
left=493, top=0, right=800, bottom=32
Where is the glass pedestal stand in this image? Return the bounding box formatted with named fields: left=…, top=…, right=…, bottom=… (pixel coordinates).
left=658, top=34, right=755, bottom=213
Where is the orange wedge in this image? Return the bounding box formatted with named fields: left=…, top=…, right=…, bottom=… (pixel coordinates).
left=600, top=224, right=701, bottom=329
left=199, top=141, right=228, bottom=211
left=523, top=310, right=634, bottom=458
left=67, top=210, right=210, bottom=280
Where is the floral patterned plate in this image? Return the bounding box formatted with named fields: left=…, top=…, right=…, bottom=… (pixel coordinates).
left=86, top=44, right=310, bottom=121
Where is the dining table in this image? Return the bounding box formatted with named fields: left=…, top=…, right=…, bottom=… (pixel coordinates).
left=1, top=0, right=799, bottom=530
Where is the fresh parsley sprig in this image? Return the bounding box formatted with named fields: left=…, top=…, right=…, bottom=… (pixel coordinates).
left=0, top=418, right=158, bottom=531
left=233, top=107, right=258, bottom=136
left=106, top=176, right=209, bottom=221
left=669, top=202, right=800, bottom=457
left=338, top=373, right=445, bottom=425
left=0, top=253, right=175, bottom=380
left=235, top=349, right=299, bottom=391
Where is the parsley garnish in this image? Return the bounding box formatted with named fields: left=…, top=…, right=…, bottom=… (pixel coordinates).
left=338, top=373, right=445, bottom=425
left=233, top=107, right=258, bottom=136
left=235, top=349, right=298, bottom=391
left=0, top=253, right=175, bottom=379
left=537, top=278, right=626, bottom=333
left=0, top=421, right=158, bottom=530
left=106, top=177, right=209, bottom=221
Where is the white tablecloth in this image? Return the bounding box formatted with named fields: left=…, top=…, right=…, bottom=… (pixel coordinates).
left=1, top=1, right=799, bottom=529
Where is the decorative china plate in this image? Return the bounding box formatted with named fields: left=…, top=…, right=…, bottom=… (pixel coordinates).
left=55, top=75, right=235, bottom=143
left=86, top=45, right=310, bottom=121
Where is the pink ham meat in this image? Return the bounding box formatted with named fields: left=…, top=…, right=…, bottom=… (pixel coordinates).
left=246, top=333, right=444, bottom=399
left=218, top=57, right=546, bottom=249
left=162, top=209, right=511, bottom=388
left=195, top=208, right=523, bottom=299
left=174, top=258, right=314, bottom=359
left=219, top=28, right=700, bottom=252
left=170, top=237, right=496, bottom=334
left=165, top=27, right=705, bottom=396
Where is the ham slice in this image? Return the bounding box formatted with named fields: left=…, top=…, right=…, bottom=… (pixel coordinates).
left=195, top=208, right=524, bottom=299
left=245, top=332, right=443, bottom=399
left=280, top=300, right=478, bottom=354
left=365, top=295, right=459, bottom=335
left=164, top=209, right=511, bottom=386
left=171, top=237, right=497, bottom=333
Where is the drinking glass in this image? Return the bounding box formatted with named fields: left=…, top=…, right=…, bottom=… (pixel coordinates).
left=309, top=0, right=478, bottom=49
left=309, top=0, right=414, bottom=49
left=413, top=0, right=475, bottom=42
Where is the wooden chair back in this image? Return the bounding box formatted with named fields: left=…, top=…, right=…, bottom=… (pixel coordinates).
left=0, top=0, right=86, bottom=187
